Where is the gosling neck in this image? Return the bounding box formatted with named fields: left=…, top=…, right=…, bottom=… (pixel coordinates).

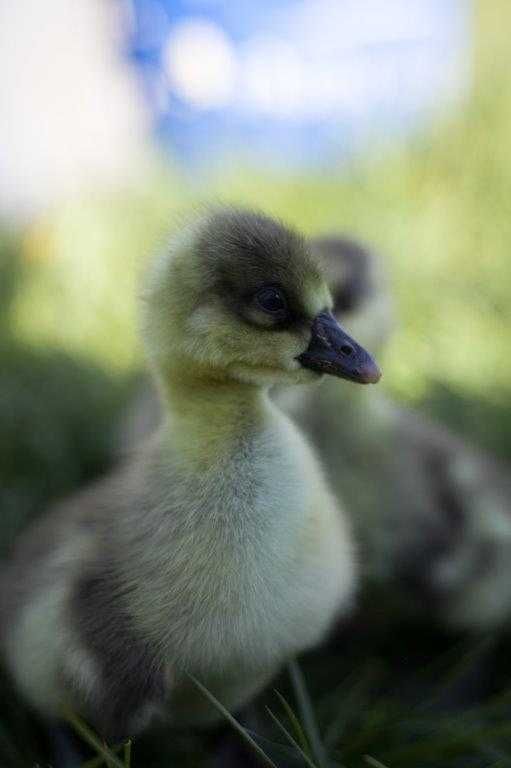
left=156, top=362, right=270, bottom=466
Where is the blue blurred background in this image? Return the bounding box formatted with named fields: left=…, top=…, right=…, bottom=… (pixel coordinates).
left=0, top=0, right=471, bottom=212
left=128, top=0, right=469, bottom=171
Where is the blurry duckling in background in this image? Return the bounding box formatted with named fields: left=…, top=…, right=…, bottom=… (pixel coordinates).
left=280, top=234, right=511, bottom=632
left=0, top=208, right=381, bottom=742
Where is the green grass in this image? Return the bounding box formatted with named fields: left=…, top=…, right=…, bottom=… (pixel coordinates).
left=4, top=644, right=511, bottom=768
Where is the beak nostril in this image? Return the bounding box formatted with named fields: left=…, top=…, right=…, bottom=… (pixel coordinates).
left=299, top=311, right=380, bottom=382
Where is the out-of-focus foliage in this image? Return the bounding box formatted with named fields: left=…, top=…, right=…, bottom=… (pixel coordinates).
left=9, top=3, right=511, bottom=459
left=0, top=231, right=135, bottom=555
left=0, top=343, right=132, bottom=555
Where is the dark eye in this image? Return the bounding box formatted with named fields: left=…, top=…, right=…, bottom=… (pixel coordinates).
left=255, top=286, right=288, bottom=316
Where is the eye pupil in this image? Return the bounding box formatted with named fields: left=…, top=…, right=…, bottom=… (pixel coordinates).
left=257, top=287, right=287, bottom=314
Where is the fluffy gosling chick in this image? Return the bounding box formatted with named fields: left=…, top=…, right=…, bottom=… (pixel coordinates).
left=282, top=234, right=511, bottom=631
left=0, top=209, right=380, bottom=742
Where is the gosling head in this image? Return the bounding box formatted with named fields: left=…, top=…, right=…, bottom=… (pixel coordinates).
left=309, top=235, right=394, bottom=355
left=142, top=208, right=381, bottom=389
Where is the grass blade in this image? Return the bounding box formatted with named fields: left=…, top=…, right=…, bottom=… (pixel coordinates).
left=62, top=708, right=125, bottom=768
left=364, top=756, right=391, bottom=768
left=323, top=662, right=382, bottom=749
left=266, top=707, right=319, bottom=768
left=288, top=659, right=328, bottom=768
left=186, top=673, right=278, bottom=768
left=274, top=689, right=312, bottom=757
left=124, top=739, right=132, bottom=768
left=80, top=741, right=128, bottom=768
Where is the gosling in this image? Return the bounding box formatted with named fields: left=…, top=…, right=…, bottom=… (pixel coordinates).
left=281, top=234, right=511, bottom=631
left=0, top=208, right=380, bottom=742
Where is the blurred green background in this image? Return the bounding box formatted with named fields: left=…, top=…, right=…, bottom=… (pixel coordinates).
left=2, top=2, right=509, bottom=464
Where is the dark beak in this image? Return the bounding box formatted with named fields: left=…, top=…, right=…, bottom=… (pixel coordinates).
left=297, top=311, right=381, bottom=384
